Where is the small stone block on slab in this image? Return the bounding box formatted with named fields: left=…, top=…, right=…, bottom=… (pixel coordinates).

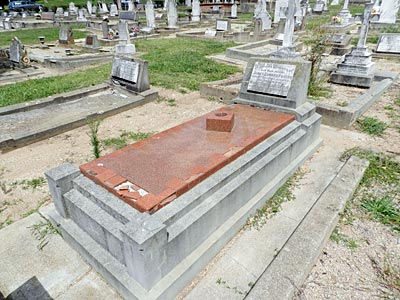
left=206, top=110, right=235, bottom=132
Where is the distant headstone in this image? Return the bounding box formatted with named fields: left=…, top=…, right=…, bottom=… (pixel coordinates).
left=64, top=11, right=69, bottom=17
left=331, top=0, right=339, bottom=5
left=77, top=9, right=87, bottom=21
left=59, top=27, right=74, bottom=44
left=110, top=4, right=118, bottom=16
left=87, top=1, right=93, bottom=14
left=313, top=1, right=324, bottom=13
left=145, top=0, right=156, bottom=27
left=231, top=3, right=237, bottom=18
left=192, top=0, right=201, bottom=22
left=3, top=18, right=11, bottom=30
left=216, top=19, right=230, bottom=31
left=56, top=7, right=64, bottom=15
left=376, top=0, right=400, bottom=24
left=376, top=34, right=400, bottom=54
left=118, top=20, right=130, bottom=41
left=84, top=34, right=100, bottom=49
left=166, top=0, right=178, bottom=28
left=69, top=2, right=77, bottom=14
left=247, top=62, right=296, bottom=97
left=41, top=12, right=55, bottom=20
left=110, top=57, right=150, bottom=92
left=274, top=0, right=288, bottom=23
left=102, top=2, right=109, bottom=13
left=128, top=1, right=135, bottom=11
left=120, top=11, right=136, bottom=20
left=205, top=29, right=217, bottom=37
left=101, top=21, right=109, bottom=38
left=9, top=37, right=22, bottom=63
left=155, top=13, right=164, bottom=20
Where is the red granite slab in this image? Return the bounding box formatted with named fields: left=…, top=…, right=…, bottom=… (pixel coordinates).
left=80, top=105, right=295, bottom=213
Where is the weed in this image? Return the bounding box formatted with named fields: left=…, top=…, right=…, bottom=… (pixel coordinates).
left=361, top=195, right=400, bottom=231
left=216, top=277, right=248, bottom=295
left=0, top=217, right=13, bottom=229
left=336, top=101, right=348, bottom=107
left=87, top=118, right=102, bottom=158
left=246, top=169, right=306, bottom=230
left=103, top=131, right=154, bottom=150
left=357, top=117, right=387, bottom=136
left=384, top=105, right=394, bottom=111
left=120, top=131, right=154, bottom=141
left=156, top=96, right=177, bottom=106
left=12, top=177, right=46, bottom=190
left=29, top=214, right=62, bottom=250
left=208, top=96, right=217, bottom=102
left=21, top=198, right=48, bottom=218
left=370, top=254, right=400, bottom=299
left=103, top=137, right=127, bottom=150
left=330, top=227, right=359, bottom=249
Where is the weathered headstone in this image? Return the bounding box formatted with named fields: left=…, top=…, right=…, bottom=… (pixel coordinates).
left=59, top=27, right=74, bottom=44
left=102, top=2, right=109, bottom=13
left=186, top=0, right=191, bottom=7
left=331, top=0, right=339, bottom=5
left=330, top=3, right=375, bottom=87
left=9, top=37, right=22, bottom=63
left=376, top=34, right=400, bottom=54
left=192, top=0, right=201, bottom=22
left=313, top=0, right=324, bottom=13
left=216, top=19, right=230, bottom=31
left=274, top=0, right=288, bottom=23
left=110, top=57, right=150, bottom=92
left=329, top=33, right=352, bottom=56
left=41, top=12, right=55, bottom=20
left=145, top=0, right=156, bottom=27
left=110, top=4, right=118, bottom=16
left=128, top=1, right=135, bottom=12
left=120, top=11, right=136, bottom=20
left=69, top=2, right=77, bottom=15
left=77, top=9, right=87, bottom=21
left=118, top=20, right=130, bottom=41
left=337, top=0, right=352, bottom=24
left=84, top=34, right=100, bottom=49
left=101, top=21, right=109, bottom=38
left=205, top=29, right=217, bottom=37
left=3, top=18, right=11, bottom=30
left=230, top=3, right=237, bottom=18
left=166, top=0, right=178, bottom=28
left=376, top=0, right=400, bottom=24
left=56, top=7, right=64, bottom=15
left=115, top=20, right=136, bottom=55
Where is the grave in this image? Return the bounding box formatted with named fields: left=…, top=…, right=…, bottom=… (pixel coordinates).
left=372, top=0, right=400, bottom=24
left=110, top=4, right=119, bottom=16
left=216, top=18, right=231, bottom=31
left=41, top=12, right=55, bottom=20
left=336, top=0, right=352, bottom=25
left=69, top=2, right=78, bottom=15
left=120, top=11, right=136, bottom=21
left=230, top=3, right=237, bottom=18
left=9, top=37, right=29, bottom=66
left=192, top=0, right=201, bottom=22
left=83, top=34, right=100, bottom=51
left=375, top=33, right=400, bottom=54
left=330, top=4, right=375, bottom=88
left=313, top=1, right=325, bottom=14
left=166, top=0, right=178, bottom=29
left=274, top=0, right=288, bottom=23
left=145, top=0, right=156, bottom=29
left=59, top=27, right=75, bottom=45
left=44, top=3, right=321, bottom=298
left=328, top=33, right=352, bottom=56
left=115, top=20, right=136, bottom=55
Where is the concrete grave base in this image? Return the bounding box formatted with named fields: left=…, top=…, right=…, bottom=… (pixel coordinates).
left=329, top=71, right=374, bottom=88
left=44, top=106, right=321, bottom=299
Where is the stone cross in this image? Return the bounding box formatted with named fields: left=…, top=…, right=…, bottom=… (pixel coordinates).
left=357, top=3, right=373, bottom=48
left=282, top=0, right=295, bottom=48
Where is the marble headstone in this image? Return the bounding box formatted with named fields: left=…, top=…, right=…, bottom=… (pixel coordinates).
left=69, top=2, right=77, bottom=14
left=110, top=4, right=118, bottom=16
left=59, top=27, right=74, bottom=44
left=145, top=0, right=156, bottom=27
left=216, top=19, right=230, bottom=31
left=192, top=0, right=201, bottom=22
left=231, top=3, right=237, bottom=18
left=376, top=34, right=400, bottom=54
left=166, top=0, right=178, bottom=28
left=87, top=1, right=92, bottom=14
left=110, top=57, right=150, bottom=92
left=377, top=0, right=400, bottom=24
left=9, top=38, right=22, bottom=63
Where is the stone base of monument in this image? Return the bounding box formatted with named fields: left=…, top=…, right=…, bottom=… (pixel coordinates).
left=329, top=71, right=374, bottom=88
left=44, top=104, right=321, bottom=300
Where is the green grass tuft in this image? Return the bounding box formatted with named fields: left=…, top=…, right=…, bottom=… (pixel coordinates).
left=361, top=195, right=400, bottom=231
left=357, top=117, right=387, bottom=136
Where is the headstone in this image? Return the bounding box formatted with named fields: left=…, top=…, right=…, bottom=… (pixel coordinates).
left=230, top=3, right=237, bottom=18
left=145, top=0, right=156, bottom=27
left=205, top=29, right=217, bottom=37
left=102, top=2, right=109, bottom=13
left=9, top=37, right=22, bottom=63
left=274, top=0, right=288, bottom=23
left=59, top=27, right=74, bottom=44
left=87, top=1, right=92, bottom=14
left=330, top=4, right=375, bottom=88
left=331, top=0, right=339, bottom=5
left=216, top=19, right=230, bottom=31
left=101, top=21, right=109, bottom=38
left=313, top=1, right=324, bottom=13
left=376, top=0, right=400, bottom=24
left=120, top=11, right=136, bottom=20
left=84, top=34, right=100, bottom=49
left=155, top=13, right=164, bottom=20
left=118, top=20, right=130, bottom=41
left=322, top=0, right=328, bottom=11
left=3, top=17, right=11, bottom=30
left=56, top=7, right=64, bottom=15
left=192, top=0, right=201, bottom=22
left=128, top=1, right=135, bottom=11
left=185, top=0, right=191, bottom=7
left=110, top=4, right=118, bottom=16
left=115, top=20, right=135, bottom=55
left=248, top=62, right=296, bottom=97
left=376, top=34, right=400, bottom=54
left=77, top=9, right=87, bottom=21
left=166, top=0, right=178, bottom=28
left=69, top=2, right=77, bottom=15
left=337, top=0, right=352, bottom=24
left=22, top=12, right=27, bottom=18
left=64, top=11, right=69, bottom=17
left=41, top=12, right=55, bottom=20
left=110, top=57, right=150, bottom=92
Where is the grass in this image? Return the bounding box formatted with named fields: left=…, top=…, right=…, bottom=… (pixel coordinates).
left=370, top=255, right=400, bottom=299
left=137, top=38, right=240, bottom=92
left=29, top=214, right=62, bottom=250
left=21, top=198, right=48, bottom=218
left=87, top=118, right=102, bottom=159
left=156, top=96, right=177, bottom=106
left=361, top=195, right=400, bottom=231
left=357, top=117, right=387, bottom=136
left=12, top=176, right=46, bottom=190
left=330, top=227, right=359, bottom=249
left=36, top=0, right=88, bottom=9
left=246, top=169, right=305, bottom=230
left=0, top=63, right=111, bottom=107
left=1, top=39, right=239, bottom=107
left=103, top=130, right=154, bottom=150
left=0, top=25, right=87, bottom=47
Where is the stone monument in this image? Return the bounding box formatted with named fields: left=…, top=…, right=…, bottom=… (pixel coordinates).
left=375, top=33, right=400, bottom=54
left=59, top=27, right=74, bottom=45
left=145, top=0, right=156, bottom=28
left=192, top=0, right=201, bottom=22
left=115, top=20, right=136, bottom=55
left=166, top=0, right=178, bottom=28
left=216, top=19, right=231, bottom=31
left=110, top=4, right=119, bottom=16
left=274, top=0, right=288, bottom=23
left=375, top=0, right=400, bottom=24
left=87, top=1, right=92, bottom=14
left=331, top=0, right=339, bottom=5
left=69, top=2, right=78, bottom=15
left=102, top=2, right=109, bottom=13
left=330, top=4, right=375, bottom=88
left=9, top=37, right=25, bottom=64
left=313, top=0, right=325, bottom=14
left=337, top=0, right=352, bottom=24
left=230, top=3, right=237, bottom=18
left=255, top=0, right=272, bottom=31
left=110, top=57, right=149, bottom=92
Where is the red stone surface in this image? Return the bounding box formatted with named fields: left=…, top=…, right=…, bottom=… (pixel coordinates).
left=80, top=105, right=295, bottom=213
left=206, top=110, right=235, bottom=132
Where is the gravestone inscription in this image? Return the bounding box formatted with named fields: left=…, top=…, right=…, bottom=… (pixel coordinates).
left=376, top=34, right=400, bottom=54
left=111, top=57, right=139, bottom=83
left=247, top=62, right=296, bottom=97
left=216, top=19, right=229, bottom=31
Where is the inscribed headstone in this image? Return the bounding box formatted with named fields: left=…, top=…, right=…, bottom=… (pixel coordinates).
left=376, top=34, right=400, bottom=53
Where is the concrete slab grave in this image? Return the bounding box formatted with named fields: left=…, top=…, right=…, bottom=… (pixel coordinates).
left=45, top=5, right=321, bottom=300
left=375, top=33, right=400, bottom=54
